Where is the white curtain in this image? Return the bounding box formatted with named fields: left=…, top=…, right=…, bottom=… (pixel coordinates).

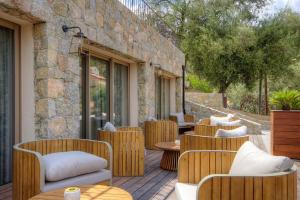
left=0, top=26, right=14, bottom=186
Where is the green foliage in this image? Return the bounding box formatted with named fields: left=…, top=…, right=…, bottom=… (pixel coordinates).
left=187, top=74, right=213, bottom=93
left=269, top=90, right=300, bottom=110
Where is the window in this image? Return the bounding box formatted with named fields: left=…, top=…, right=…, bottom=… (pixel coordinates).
left=155, top=75, right=171, bottom=119
left=0, top=19, right=20, bottom=186
left=81, top=53, right=129, bottom=139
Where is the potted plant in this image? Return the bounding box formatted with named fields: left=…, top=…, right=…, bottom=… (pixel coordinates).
left=269, top=89, right=300, bottom=158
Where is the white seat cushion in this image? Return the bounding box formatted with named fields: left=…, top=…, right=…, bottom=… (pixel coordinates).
left=175, top=183, right=197, bottom=200
left=146, top=116, right=157, bottom=121
left=42, top=169, right=111, bottom=192
left=43, top=151, right=107, bottom=182
left=216, top=126, right=247, bottom=137
left=103, top=122, right=116, bottom=132
left=178, top=122, right=195, bottom=127
left=230, top=141, right=294, bottom=175
left=216, top=120, right=241, bottom=126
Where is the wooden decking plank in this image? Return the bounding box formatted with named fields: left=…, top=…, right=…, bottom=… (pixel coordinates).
left=137, top=172, right=177, bottom=200
left=132, top=170, right=170, bottom=199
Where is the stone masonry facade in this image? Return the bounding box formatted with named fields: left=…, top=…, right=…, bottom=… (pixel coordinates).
left=0, top=0, right=185, bottom=138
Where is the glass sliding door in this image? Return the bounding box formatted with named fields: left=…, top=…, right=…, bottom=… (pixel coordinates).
left=89, top=56, right=110, bottom=139
left=113, top=63, right=128, bottom=126
left=155, top=75, right=171, bottom=119
left=0, top=25, right=14, bottom=186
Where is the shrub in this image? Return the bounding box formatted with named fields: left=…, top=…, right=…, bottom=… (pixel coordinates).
left=269, top=90, right=300, bottom=110
left=187, top=74, right=213, bottom=93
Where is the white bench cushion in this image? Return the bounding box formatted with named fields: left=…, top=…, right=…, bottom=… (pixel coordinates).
left=43, top=169, right=111, bottom=192
left=43, top=151, right=107, bottom=182
left=230, top=141, right=294, bottom=175
left=216, top=126, right=247, bottom=137
left=175, top=183, right=197, bottom=200
left=210, top=114, right=233, bottom=125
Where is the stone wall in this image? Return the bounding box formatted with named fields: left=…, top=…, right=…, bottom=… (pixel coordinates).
left=186, top=92, right=223, bottom=108
left=0, top=0, right=184, bottom=138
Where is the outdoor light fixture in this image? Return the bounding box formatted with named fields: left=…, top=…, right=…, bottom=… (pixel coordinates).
left=62, top=25, right=87, bottom=55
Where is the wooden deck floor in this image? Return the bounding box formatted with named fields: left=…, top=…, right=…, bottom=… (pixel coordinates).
left=1, top=134, right=299, bottom=200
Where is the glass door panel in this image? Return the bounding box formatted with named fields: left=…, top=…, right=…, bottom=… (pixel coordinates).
left=89, top=56, right=109, bottom=139
left=113, top=63, right=128, bottom=126
left=0, top=25, right=14, bottom=186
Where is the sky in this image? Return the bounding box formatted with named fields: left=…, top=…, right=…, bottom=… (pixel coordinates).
left=264, top=0, right=300, bottom=15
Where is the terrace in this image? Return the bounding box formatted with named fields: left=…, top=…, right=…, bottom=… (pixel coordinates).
left=0, top=0, right=299, bottom=200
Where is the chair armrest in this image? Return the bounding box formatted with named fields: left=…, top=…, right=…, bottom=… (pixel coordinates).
left=197, top=166, right=297, bottom=200
left=184, top=114, right=195, bottom=123
left=13, top=144, right=44, bottom=199
left=178, top=150, right=236, bottom=184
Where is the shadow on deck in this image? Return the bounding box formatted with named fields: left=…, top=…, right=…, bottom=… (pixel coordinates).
left=0, top=134, right=299, bottom=200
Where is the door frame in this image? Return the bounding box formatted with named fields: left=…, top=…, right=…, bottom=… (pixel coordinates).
left=0, top=18, right=21, bottom=188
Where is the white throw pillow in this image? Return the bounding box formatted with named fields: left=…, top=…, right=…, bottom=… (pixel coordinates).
left=146, top=116, right=157, bottom=121
left=103, top=122, right=116, bottom=132
left=215, top=126, right=247, bottom=137
left=230, top=141, right=294, bottom=175
left=171, top=112, right=185, bottom=123
left=210, top=114, right=234, bottom=125
left=43, top=151, right=107, bottom=182
left=216, top=120, right=241, bottom=126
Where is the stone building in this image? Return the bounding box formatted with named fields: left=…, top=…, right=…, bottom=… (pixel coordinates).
left=0, top=0, right=184, bottom=186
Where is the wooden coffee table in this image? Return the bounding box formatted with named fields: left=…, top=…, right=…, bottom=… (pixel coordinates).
left=29, top=185, right=133, bottom=200
left=155, top=142, right=180, bottom=171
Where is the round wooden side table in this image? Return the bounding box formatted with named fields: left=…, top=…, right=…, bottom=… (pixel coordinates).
left=155, top=142, right=180, bottom=171
left=29, top=185, right=133, bottom=200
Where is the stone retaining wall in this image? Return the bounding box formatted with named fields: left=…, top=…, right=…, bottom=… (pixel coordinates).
left=186, top=92, right=223, bottom=108
left=186, top=101, right=263, bottom=134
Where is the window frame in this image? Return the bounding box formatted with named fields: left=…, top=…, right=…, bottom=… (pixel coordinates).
left=155, top=73, right=171, bottom=120
left=80, top=51, right=130, bottom=139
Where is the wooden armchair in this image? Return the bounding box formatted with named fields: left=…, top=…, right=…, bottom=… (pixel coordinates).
left=195, top=118, right=240, bottom=136
left=13, top=139, right=112, bottom=200
left=169, top=114, right=195, bottom=123
left=177, top=150, right=297, bottom=200
left=180, top=134, right=249, bottom=154
left=98, top=127, right=144, bottom=176
left=144, top=120, right=178, bottom=150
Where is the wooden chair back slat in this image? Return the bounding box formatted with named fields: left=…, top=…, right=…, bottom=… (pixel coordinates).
left=144, top=120, right=178, bottom=150
left=97, top=128, right=144, bottom=176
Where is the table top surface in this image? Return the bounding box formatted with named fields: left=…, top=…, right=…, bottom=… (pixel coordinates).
left=30, top=185, right=133, bottom=200
left=155, top=142, right=180, bottom=151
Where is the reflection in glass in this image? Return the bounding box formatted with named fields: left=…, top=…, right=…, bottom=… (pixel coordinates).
left=89, top=57, right=109, bottom=139
left=114, top=63, right=128, bottom=126
left=0, top=26, right=14, bottom=186
left=155, top=76, right=170, bottom=119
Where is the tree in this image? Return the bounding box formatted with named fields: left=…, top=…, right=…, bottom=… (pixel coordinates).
left=255, top=9, right=300, bottom=114
left=182, top=0, right=266, bottom=107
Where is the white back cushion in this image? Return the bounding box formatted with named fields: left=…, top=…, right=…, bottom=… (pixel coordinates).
left=230, top=142, right=294, bottom=175
left=216, top=126, right=247, bottom=137
left=171, top=112, right=185, bottom=123
left=103, top=122, right=116, bottom=132
left=210, top=114, right=234, bottom=125
left=216, top=120, right=241, bottom=126
left=43, top=151, right=107, bottom=182
left=146, top=116, right=157, bottom=121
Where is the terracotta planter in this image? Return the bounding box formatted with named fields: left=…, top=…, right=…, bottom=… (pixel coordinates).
left=271, top=110, right=300, bottom=159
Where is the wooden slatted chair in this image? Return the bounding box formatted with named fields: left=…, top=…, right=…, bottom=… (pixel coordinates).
left=169, top=114, right=195, bottom=124
left=144, top=120, right=178, bottom=150
left=13, top=139, right=112, bottom=200
left=195, top=118, right=240, bottom=136
left=180, top=134, right=249, bottom=154
left=177, top=150, right=297, bottom=200
left=97, top=127, right=144, bottom=176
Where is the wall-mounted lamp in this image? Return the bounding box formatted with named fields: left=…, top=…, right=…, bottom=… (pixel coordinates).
left=62, top=25, right=87, bottom=55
